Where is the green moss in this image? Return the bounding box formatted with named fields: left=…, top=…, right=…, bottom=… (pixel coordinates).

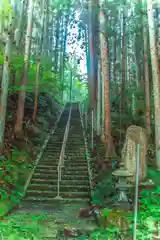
left=0, top=200, right=12, bottom=217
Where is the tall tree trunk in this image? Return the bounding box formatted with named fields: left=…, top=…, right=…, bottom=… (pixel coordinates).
left=32, top=0, right=46, bottom=121
left=88, top=0, right=96, bottom=110
left=54, top=11, right=61, bottom=72
left=59, top=16, right=64, bottom=100
left=143, top=21, right=151, bottom=132
left=155, top=6, right=160, bottom=67
left=15, top=0, right=25, bottom=48
left=147, top=0, right=160, bottom=170
left=43, top=0, right=49, bottom=56
left=69, top=71, right=73, bottom=102
left=99, top=7, right=113, bottom=159
left=84, top=26, right=91, bottom=106
left=113, top=34, right=118, bottom=95
left=121, top=1, right=127, bottom=114
left=15, top=0, right=34, bottom=135
left=96, top=60, right=101, bottom=135
left=61, top=7, right=70, bottom=101
left=0, top=35, right=12, bottom=152
left=0, top=2, right=17, bottom=152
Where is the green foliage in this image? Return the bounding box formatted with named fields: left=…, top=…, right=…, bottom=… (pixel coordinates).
left=0, top=212, right=57, bottom=239
left=0, top=149, right=31, bottom=206
left=10, top=54, right=24, bottom=72
left=0, top=52, right=4, bottom=65
left=75, top=229, right=108, bottom=240
left=0, top=0, right=13, bottom=20
left=0, top=219, right=40, bottom=239
left=91, top=172, right=114, bottom=207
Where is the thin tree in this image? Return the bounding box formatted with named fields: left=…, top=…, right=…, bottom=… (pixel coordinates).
left=15, top=0, right=34, bottom=135
left=120, top=0, right=127, bottom=114
left=147, top=0, right=160, bottom=170
left=32, top=0, right=46, bottom=121
left=99, top=3, right=115, bottom=159
left=142, top=4, right=151, bottom=132
left=0, top=3, right=16, bottom=152
left=0, top=33, right=12, bottom=153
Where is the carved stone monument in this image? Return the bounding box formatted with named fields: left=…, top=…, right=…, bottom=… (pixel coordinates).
left=121, top=125, right=149, bottom=183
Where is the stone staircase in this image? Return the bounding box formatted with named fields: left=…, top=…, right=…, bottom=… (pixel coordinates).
left=19, top=109, right=69, bottom=208
left=4, top=106, right=95, bottom=239
left=59, top=108, right=90, bottom=201
left=18, top=107, right=90, bottom=209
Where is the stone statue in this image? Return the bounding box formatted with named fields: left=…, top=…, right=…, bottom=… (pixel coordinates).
left=121, top=125, right=149, bottom=183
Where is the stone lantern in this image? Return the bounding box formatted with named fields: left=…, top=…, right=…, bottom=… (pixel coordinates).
left=112, top=168, right=133, bottom=210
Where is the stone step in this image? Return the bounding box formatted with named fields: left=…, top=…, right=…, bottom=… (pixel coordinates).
left=42, top=155, right=60, bottom=159
left=21, top=197, right=89, bottom=206
left=30, top=178, right=57, bottom=184
left=62, top=175, right=89, bottom=181
left=65, top=159, right=87, bottom=163
left=42, top=155, right=59, bottom=159
left=45, top=147, right=62, bottom=151
left=34, top=168, right=58, bottom=174
left=65, top=156, right=86, bottom=160
left=66, top=146, right=84, bottom=149
left=43, top=153, right=60, bottom=157
left=40, top=161, right=58, bottom=165
left=36, top=165, right=58, bottom=169
left=36, top=164, right=88, bottom=171
left=61, top=179, right=89, bottom=185
left=67, top=142, right=84, bottom=144
left=68, top=137, right=84, bottom=140
left=27, top=184, right=57, bottom=191
left=65, top=154, right=85, bottom=158
left=25, top=190, right=57, bottom=198
left=46, top=142, right=62, bottom=146
left=64, top=161, right=87, bottom=165
left=33, top=172, right=58, bottom=178
left=62, top=171, right=88, bottom=176
left=63, top=166, right=88, bottom=171
left=65, top=149, right=85, bottom=152
left=41, top=159, right=86, bottom=165
left=30, top=178, right=88, bottom=185
left=28, top=183, right=89, bottom=192
left=45, top=148, right=62, bottom=151
left=32, top=169, right=88, bottom=177
left=25, top=190, right=90, bottom=198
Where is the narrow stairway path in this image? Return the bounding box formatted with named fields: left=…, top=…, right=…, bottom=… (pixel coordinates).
left=2, top=105, right=96, bottom=239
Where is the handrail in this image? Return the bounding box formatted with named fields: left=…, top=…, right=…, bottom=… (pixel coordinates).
left=23, top=105, right=65, bottom=195
left=79, top=103, right=93, bottom=200
left=55, top=104, right=72, bottom=199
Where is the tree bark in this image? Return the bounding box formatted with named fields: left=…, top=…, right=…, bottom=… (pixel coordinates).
left=147, top=0, right=160, bottom=170
left=69, top=71, right=73, bottom=102
left=15, top=0, right=25, bottom=48
left=15, top=0, right=34, bottom=135
left=88, top=0, right=96, bottom=110
left=143, top=22, right=151, bottom=132
left=96, top=60, right=101, bottom=136
left=61, top=6, right=70, bottom=101
left=99, top=7, right=113, bottom=159
left=121, top=0, right=127, bottom=113
left=54, top=11, right=61, bottom=73
left=0, top=34, right=12, bottom=152
left=32, top=0, right=46, bottom=121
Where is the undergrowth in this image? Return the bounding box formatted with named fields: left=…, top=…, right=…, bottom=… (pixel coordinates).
left=75, top=169, right=160, bottom=240
left=0, top=149, right=33, bottom=216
